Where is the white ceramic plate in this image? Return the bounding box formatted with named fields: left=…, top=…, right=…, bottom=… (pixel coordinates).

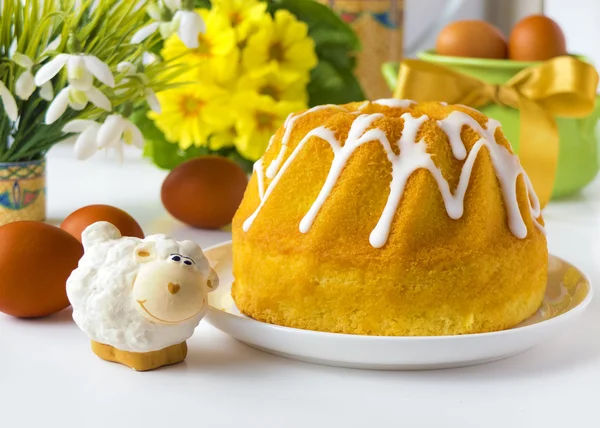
left=204, top=241, right=593, bottom=370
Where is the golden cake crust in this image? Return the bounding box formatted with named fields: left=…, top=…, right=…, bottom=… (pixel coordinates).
left=232, top=101, right=548, bottom=336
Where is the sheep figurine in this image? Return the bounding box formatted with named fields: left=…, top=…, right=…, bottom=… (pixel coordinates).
left=66, top=221, right=219, bottom=371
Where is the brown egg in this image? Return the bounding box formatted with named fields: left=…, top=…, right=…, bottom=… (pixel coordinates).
left=162, top=156, right=248, bottom=229
left=61, top=205, right=144, bottom=242
left=509, top=15, right=566, bottom=61
left=436, top=20, right=507, bottom=59
left=0, top=222, right=83, bottom=318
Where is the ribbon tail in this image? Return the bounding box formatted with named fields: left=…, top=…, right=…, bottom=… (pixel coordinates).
left=517, top=95, right=559, bottom=208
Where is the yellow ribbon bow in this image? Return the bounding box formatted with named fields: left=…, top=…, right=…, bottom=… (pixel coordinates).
left=394, top=56, right=599, bottom=207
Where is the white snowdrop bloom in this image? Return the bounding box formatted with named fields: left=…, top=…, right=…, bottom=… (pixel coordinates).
left=13, top=53, right=36, bottom=100
left=174, top=9, right=205, bottom=49
left=62, top=119, right=102, bottom=160
left=13, top=52, right=56, bottom=101
left=45, top=85, right=111, bottom=124
left=142, top=52, right=159, bottom=65
left=43, top=35, right=62, bottom=55
left=132, top=0, right=204, bottom=48
left=144, top=88, right=161, bottom=113
left=132, top=18, right=178, bottom=43
left=97, top=114, right=145, bottom=161
left=0, top=81, right=18, bottom=122
left=131, top=22, right=162, bottom=44
left=15, top=70, right=35, bottom=100
left=117, top=61, right=136, bottom=75
left=35, top=53, right=115, bottom=89
left=131, top=0, right=179, bottom=44
left=39, top=81, right=54, bottom=101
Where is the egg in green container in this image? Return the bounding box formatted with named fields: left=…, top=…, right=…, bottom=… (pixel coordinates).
left=382, top=17, right=600, bottom=200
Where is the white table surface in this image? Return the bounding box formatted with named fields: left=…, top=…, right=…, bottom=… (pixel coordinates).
left=2, top=143, right=600, bottom=428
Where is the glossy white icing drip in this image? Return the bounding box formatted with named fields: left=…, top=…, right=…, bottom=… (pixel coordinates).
left=265, top=105, right=338, bottom=179
left=435, top=111, right=542, bottom=239
left=373, top=98, right=415, bottom=108
left=299, top=114, right=386, bottom=233
left=243, top=127, right=340, bottom=232
left=245, top=109, right=544, bottom=246
left=254, top=158, right=265, bottom=200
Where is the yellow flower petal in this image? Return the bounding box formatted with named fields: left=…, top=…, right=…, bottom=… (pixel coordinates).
left=161, top=9, right=236, bottom=69
left=233, top=92, right=305, bottom=161
left=241, top=10, right=317, bottom=81
left=149, top=84, right=234, bottom=150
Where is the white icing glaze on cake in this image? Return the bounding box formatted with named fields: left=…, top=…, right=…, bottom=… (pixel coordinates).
left=373, top=98, right=416, bottom=108
left=266, top=105, right=338, bottom=179
left=244, top=104, right=544, bottom=248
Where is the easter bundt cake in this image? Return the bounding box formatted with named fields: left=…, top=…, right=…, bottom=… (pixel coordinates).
left=231, top=99, right=548, bottom=336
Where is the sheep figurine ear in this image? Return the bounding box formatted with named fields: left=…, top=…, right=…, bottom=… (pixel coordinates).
left=134, top=242, right=157, bottom=263
left=207, top=267, right=219, bottom=291
left=82, top=222, right=122, bottom=249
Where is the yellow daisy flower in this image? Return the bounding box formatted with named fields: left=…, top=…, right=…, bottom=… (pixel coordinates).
left=234, top=92, right=304, bottom=161
left=242, top=10, right=318, bottom=81
left=148, top=85, right=233, bottom=150
left=212, top=0, right=267, bottom=42
left=161, top=8, right=237, bottom=84
left=237, top=70, right=309, bottom=104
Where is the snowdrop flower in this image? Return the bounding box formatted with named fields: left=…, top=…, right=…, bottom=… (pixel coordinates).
left=116, top=61, right=161, bottom=113
left=0, top=81, right=18, bottom=122
left=117, top=61, right=136, bottom=75
left=143, top=52, right=159, bottom=66
left=62, top=119, right=102, bottom=160
left=13, top=50, right=55, bottom=101
left=131, top=0, right=204, bottom=49
left=131, top=0, right=179, bottom=43
left=39, top=81, right=54, bottom=101
left=42, top=35, right=62, bottom=56
left=13, top=53, right=36, bottom=100
left=35, top=52, right=115, bottom=90
left=144, top=88, right=161, bottom=113
left=45, top=85, right=111, bottom=124
left=174, top=0, right=205, bottom=49
left=97, top=114, right=145, bottom=161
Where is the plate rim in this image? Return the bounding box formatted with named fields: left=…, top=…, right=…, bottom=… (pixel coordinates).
left=205, top=240, right=594, bottom=342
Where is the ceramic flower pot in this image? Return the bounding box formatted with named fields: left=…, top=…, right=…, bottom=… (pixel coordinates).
left=0, top=158, right=46, bottom=226
left=382, top=51, right=600, bottom=199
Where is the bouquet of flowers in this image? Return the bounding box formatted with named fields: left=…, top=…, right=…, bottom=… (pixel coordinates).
left=0, top=0, right=194, bottom=163
left=136, top=0, right=365, bottom=172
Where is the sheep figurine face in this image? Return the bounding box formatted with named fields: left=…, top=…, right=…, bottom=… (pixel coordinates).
left=67, top=221, right=219, bottom=371
left=133, top=243, right=217, bottom=324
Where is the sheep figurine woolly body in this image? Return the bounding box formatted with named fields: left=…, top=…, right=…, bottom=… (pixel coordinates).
left=66, top=221, right=219, bottom=371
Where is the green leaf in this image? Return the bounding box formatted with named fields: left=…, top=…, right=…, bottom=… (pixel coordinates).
left=268, top=0, right=360, bottom=51
left=195, top=0, right=212, bottom=8
left=308, top=60, right=363, bottom=106
left=315, top=44, right=356, bottom=72
left=268, top=0, right=365, bottom=105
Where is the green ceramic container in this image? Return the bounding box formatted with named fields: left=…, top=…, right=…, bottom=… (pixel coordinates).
left=382, top=50, right=600, bottom=199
